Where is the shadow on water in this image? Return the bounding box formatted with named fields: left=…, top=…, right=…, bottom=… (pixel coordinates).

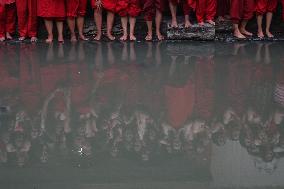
left=0, top=41, right=284, bottom=189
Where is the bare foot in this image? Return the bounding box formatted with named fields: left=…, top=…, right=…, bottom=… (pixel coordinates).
left=129, top=34, right=136, bottom=41
left=184, top=21, right=192, bottom=28
left=58, top=35, right=64, bottom=43
left=198, top=22, right=205, bottom=26
left=79, top=34, right=89, bottom=41
left=0, top=37, right=5, bottom=42
left=19, top=37, right=25, bottom=41
left=240, top=29, right=253, bottom=36
left=206, top=20, right=215, bottom=26
left=257, top=30, right=264, bottom=38
left=30, top=37, right=38, bottom=43
left=217, top=16, right=225, bottom=22
left=171, top=20, right=178, bottom=28
left=106, top=33, right=115, bottom=41
left=120, top=34, right=128, bottom=41
left=156, top=32, right=164, bottom=41
left=145, top=33, right=152, bottom=41
left=266, top=31, right=274, bottom=38
left=46, top=35, right=53, bottom=43
left=6, top=32, right=12, bottom=40
left=70, top=34, right=77, bottom=42
left=234, top=30, right=246, bottom=39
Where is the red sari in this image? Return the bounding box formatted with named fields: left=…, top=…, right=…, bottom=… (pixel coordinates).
left=188, top=0, right=216, bottom=23
left=116, top=0, right=141, bottom=17
left=141, top=0, right=166, bottom=21
left=255, top=0, right=277, bottom=15
left=230, top=0, right=254, bottom=24
left=0, top=0, right=16, bottom=38
left=67, top=0, right=87, bottom=18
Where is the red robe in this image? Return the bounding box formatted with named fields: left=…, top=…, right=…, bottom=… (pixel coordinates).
left=141, top=0, right=166, bottom=21
left=170, top=0, right=191, bottom=16
left=37, top=0, right=66, bottom=19
left=16, top=0, right=37, bottom=38
left=116, top=0, right=141, bottom=17
left=0, top=0, right=16, bottom=38
left=255, top=0, right=278, bottom=15
left=217, top=0, right=230, bottom=17
left=230, top=0, right=254, bottom=24
left=67, top=0, right=87, bottom=18
left=188, top=0, right=216, bottom=23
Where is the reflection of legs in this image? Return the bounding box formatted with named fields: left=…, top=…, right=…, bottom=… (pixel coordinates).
left=106, top=11, right=115, bottom=40
left=107, top=42, right=115, bottom=64
left=129, top=42, right=136, bottom=62
left=120, top=17, right=128, bottom=41
left=129, top=17, right=136, bottom=41
left=56, top=21, right=64, bottom=42
left=265, top=12, right=273, bottom=38
left=169, top=0, right=178, bottom=28
left=94, top=8, right=102, bottom=40
left=264, top=43, right=271, bottom=64
left=44, top=19, right=53, bottom=43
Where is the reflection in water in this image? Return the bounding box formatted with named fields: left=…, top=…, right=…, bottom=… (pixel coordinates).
left=0, top=42, right=284, bottom=187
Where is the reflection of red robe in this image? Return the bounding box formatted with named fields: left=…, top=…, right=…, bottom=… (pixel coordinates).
left=217, top=0, right=230, bottom=17
left=16, top=0, right=37, bottom=37
left=19, top=45, right=41, bottom=116
left=194, top=57, right=215, bottom=120
left=255, top=0, right=277, bottom=15
left=0, top=1, right=16, bottom=38
left=188, top=0, right=216, bottom=23
left=165, top=80, right=195, bottom=129
left=230, top=0, right=254, bottom=24
left=67, top=0, right=87, bottom=17
left=141, top=0, right=166, bottom=21
left=37, top=0, right=66, bottom=19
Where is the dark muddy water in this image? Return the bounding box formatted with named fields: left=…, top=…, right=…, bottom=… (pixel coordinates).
left=0, top=41, right=284, bottom=189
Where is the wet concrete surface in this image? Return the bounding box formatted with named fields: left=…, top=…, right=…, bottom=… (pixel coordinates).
left=0, top=41, right=284, bottom=189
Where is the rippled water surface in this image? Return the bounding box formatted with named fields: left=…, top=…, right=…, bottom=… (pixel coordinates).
left=0, top=41, right=284, bottom=189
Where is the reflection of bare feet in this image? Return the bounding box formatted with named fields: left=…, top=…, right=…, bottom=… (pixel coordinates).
left=6, top=32, right=12, bottom=40
left=257, top=30, right=264, bottom=38
left=198, top=22, right=205, bottom=26
left=184, top=21, right=192, bottom=28
left=234, top=30, right=246, bottom=39
left=240, top=28, right=253, bottom=36
left=120, top=34, right=128, bottom=41
left=206, top=20, right=215, bottom=26
left=0, top=37, right=5, bottom=42
left=19, top=37, right=25, bottom=41
left=70, top=34, right=77, bottom=42
left=129, top=34, right=136, bottom=41
left=145, top=33, right=152, bottom=41
left=31, top=37, right=38, bottom=43
left=46, top=35, right=53, bottom=43
left=171, top=20, right=178, bottom=28
left=106, top=33, right=115, bottom=41
left=266, top=30, right=274, bottom=38
left=79, top=34, right=88, bottom=41
left=156, top=32, right=164, bottom=41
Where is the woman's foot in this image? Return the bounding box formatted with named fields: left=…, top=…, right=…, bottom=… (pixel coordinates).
left=19, top=37, right=26, bottom=41
left=234, top=29, right=246, bottom=39
left=145, top=33, right=152, bottom=41
left=171, top=20, right=178, bottom=28
left=198, top=22, right=205, bottom=26
left=217, top=16, right=225, bottom=22
left=31, top=37, right=38, bottom=43
left=266, top=30, right=274, bottom=38
left=58, top=35, right=64, bottom=43
left=6, top=32, right=12, bottom=40
left=129, top=34, right=136, bottom=41
left=70, top=34, right=77, bottom=42
left=120, top=34, right=128, bottom=41
left=0, top=37, right=5, bottom=42
left=240, top=28, right=253, bottom=36
left=206, top=20, right=215, bottom=26
left=257, top=30, right=264, bottom=38
left=79, top=34, right=89, bottom=41
left=94, top=33, right=102, bottom=41
left=156, top=32, right=164, bottom=41
left=46, top=35, right=53, bottom=43
left=184, top=20, right=192, bottom=28
left=106, top=33, right=115, bottom=41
